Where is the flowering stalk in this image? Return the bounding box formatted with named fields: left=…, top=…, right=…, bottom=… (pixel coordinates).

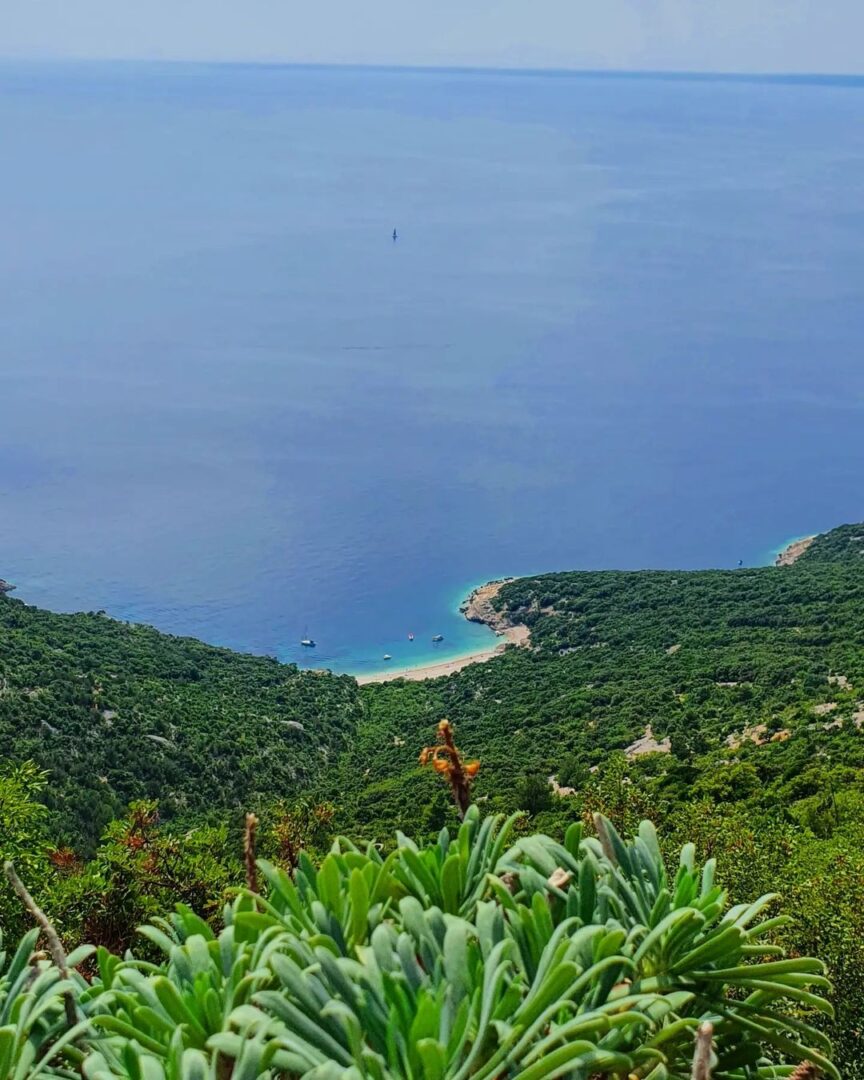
left=788, top=1064, right=820, bottom=1080
left=419, top=719, right=479, bottom=818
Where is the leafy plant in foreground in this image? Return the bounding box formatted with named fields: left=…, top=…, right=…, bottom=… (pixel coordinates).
left=59, top=808, right=835, bottom=1079
left=0, top=926, right=91, bottom=1079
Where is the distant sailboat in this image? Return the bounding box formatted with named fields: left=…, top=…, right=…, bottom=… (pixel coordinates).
left=300, top=627, right=316, bottom=647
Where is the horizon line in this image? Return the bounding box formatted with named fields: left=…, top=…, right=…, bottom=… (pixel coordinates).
left=1, top=55, right=863, bottom=86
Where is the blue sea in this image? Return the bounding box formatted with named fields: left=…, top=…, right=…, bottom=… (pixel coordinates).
left=1, top=62, right=863, bottom=676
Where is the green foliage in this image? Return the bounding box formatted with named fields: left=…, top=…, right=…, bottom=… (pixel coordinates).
left=0, top=766, right=53, bottom=940
left=3, top=810, right=836, bottom=1078
left=337, top=522, right=864, bottom=836
left=2, top=523, right=864, bottom=1071
left=0, top=926, right=92, bottom=1078
left=51, top=802, right=242, bottom=956
left=260, top=799, right=336, bottom=874
left=320, top=523, right=864, bottom=1075
left=0, top=597, right=362, bottom=852
left=514, top=773, right=553, bottom=816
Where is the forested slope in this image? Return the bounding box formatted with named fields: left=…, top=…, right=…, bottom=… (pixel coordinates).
left=334, top=523, right=864, bottom=835
left=5, top=523, right=862, bottom=850
left=0, top=597, right=362, bottom=850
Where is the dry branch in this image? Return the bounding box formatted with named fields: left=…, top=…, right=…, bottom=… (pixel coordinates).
left=4, top=860, right=78, bottom=1029
left=691, top=1022, right=714, bottom=1080
left=244, top=812, right=259, bottom=893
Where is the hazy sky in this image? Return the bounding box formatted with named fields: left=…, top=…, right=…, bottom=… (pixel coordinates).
left=2, top=0, right=862, bottom=74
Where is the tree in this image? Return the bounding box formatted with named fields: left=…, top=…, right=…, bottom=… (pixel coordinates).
left=514, top=772, right=552, bottom=815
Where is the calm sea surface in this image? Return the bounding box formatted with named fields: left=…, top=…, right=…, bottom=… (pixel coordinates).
left=1, top=62, right=863, bottom=674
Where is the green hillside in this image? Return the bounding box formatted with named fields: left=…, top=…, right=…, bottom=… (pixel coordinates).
left=327, top=523, right=864, bottom=1073
left=334, top=524, right=864, bottom=835
left=2, top=522, right=863, bottom=850
left=0, top=598, right=362, bottom=851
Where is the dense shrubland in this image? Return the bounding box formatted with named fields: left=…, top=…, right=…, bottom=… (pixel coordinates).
left=339, top=526, right=864, bottom=839
left=0, top=601, right=360, bottom=851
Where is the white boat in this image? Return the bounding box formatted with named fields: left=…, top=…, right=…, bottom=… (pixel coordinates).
left=383, top=653, right=392, bottom=660
left=300, top=638, right=316, bottom=647
left=432, top=634, right=444, bottom=643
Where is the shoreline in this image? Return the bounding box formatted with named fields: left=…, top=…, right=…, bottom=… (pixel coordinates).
left=356, top=534, right=820, bottom=685
left=355, top=580, right=529, bottom=684
left=4, top=529, right=821, bottom=687
left=775, top=535, right=816, bottom=566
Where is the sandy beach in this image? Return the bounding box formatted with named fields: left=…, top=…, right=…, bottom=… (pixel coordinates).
left=776, top=536, right=816, bottom=566
left=355, top=581, right=529, bottom=685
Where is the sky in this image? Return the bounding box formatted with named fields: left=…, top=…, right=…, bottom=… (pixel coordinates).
left=1, top=0, right=862, bottom=75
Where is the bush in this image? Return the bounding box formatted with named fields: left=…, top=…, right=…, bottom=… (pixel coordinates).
left=2, top=808, right=837, bottom=1078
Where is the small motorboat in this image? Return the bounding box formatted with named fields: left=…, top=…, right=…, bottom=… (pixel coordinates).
left=383, top=653, right=392, bottom=661
left=432, top=634, right=444, bottom=643
left=408, top=633, right=415, bottom=641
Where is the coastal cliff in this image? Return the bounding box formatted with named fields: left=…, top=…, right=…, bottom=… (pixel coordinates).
left=461, top=579, right=513, bottom=632
left=461, top=579, right=531, bottom=645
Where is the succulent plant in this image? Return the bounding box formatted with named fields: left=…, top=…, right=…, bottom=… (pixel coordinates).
left=52, top=808, right=834, bottom=1079
left=0, top=927, right=91, bottom=1079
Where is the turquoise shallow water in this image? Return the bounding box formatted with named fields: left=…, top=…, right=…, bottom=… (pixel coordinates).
left=761, top=535, right=817, bottom=567
left=1, top=62, right=863, bottom=675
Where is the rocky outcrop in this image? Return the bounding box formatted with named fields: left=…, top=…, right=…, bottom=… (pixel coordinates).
left=460, top=579, right=531, bottom=646
left=0, top=579, right=16, bottom=594
left=625, top=725, right=671, bottom=758
left=460, top=579, right=515, bottom=632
